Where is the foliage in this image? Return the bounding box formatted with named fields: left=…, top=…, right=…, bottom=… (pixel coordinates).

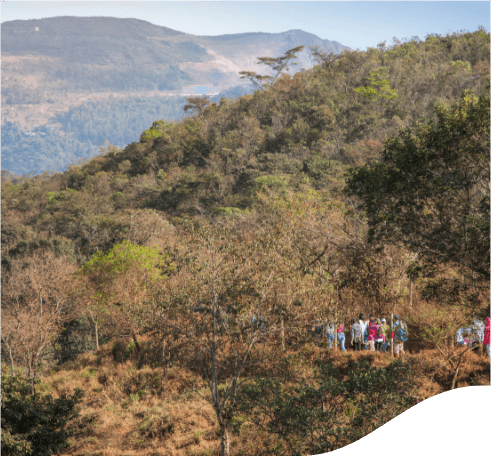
left=354, top=68, right=398, bottom=100
left=239, top=45, right=305, bottom=90
left=0, top=31, right=489, bottom=455
left=233, top=357, right=418, bottom=454
left=346, top=83, right=490, bottom=279
left=1, top=367, right=84, bottom=456
left=77, top=241, right=175, bottom=340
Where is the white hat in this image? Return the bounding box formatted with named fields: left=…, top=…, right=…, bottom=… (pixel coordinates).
left=381, top=318, right=386, bottom=323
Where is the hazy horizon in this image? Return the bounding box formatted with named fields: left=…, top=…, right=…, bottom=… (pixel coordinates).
left=2, top=1, right=489, bottom=50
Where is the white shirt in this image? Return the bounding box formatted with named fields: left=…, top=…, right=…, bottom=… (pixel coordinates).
left=359, top=319, right=368, bottom=335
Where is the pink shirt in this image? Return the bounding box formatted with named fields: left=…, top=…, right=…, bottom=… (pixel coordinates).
left=484, top=319, right=490, bottom=345
left=368, top=323, right=379, bottom=341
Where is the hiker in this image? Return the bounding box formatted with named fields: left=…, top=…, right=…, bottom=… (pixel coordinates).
left=455, top=327, right=465, bottom=346
left=471, top=315, right=485, bottom=346
left=393, top=314, right=408, bottom=357
left=358, top=313, right=368, bottom=350
left=325, top=320, right=336, bottom=350
left=374, top=319, right=385, bottom=351
left=483, top=317, right=490, bottom=357
left=380, top=318, right=390, bottom=352
left=336, top=323, right=346, bottom=352
left=363, top=320, right=371, bottom=350
left=368, top=318, right=379, bottom=351
left=350, top=318, right=363, bottom=351
left=456, top=316, right=485, bottom=349
left=313, top=319, right=334, bottom=349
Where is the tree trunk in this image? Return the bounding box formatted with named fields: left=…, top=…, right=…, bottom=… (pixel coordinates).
left=410, top=279, right=413, bottom=308
left=219, top=424, right=231, bottom=456
left=280, top=316, right=285, bottom=350
left=132, top=331, right=143, bottom=368
left=450, top=367, right=459, bottom=390
left=95, top=320, right=99, bottom=351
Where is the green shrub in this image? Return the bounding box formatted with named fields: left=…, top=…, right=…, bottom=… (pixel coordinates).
left=234, top=357, right=418, bottom=454
left=1, top=368, right=84, bottom=456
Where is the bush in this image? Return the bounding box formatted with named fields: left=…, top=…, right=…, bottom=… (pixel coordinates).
left=1, top=368, right=84, bottom=456
left=233, top=356, right=418, bottom=454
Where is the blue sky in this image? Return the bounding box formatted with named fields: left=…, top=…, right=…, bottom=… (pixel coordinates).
left=1, top=1, right=490, bottom=50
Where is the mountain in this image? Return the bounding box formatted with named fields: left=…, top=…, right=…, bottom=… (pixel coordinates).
left=2, top=17, right=349, bottom=95
left=1, top=16, right=350, bottom=175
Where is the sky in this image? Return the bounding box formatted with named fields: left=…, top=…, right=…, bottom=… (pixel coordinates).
left=1, top=1, right=489, bottom=50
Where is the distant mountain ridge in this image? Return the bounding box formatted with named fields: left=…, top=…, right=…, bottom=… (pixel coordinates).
left=2, top=16, right=350, bottom=90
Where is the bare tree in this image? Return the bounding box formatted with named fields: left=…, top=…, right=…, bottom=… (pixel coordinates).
left=1, top=252, right=76, bottom=391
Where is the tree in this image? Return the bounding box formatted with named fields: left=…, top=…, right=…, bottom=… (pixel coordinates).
left=410, top=309, right=476, bottom=390
left=309, top=45, right=343, bottom=75
left=1, top=252, right=76, bottom=390
left=239, top=45, right=305, bottom=90
left=1, top=367, right=83, bottom=456
left=158, top=217, right=282, bottom=456
left=183, top=96, right=212, bottom=117
left=76, top=241, right=174, bottom=355
left=346, top=84, right=490, bottom=280
left=354, top=67, right=398, bottom=101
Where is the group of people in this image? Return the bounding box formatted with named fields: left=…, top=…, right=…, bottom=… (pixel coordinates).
left=456, top=315, right=490, bottom=357
left=314, top=313, right=491, bottom=358
left=456, top=315, right=484, bottom=346
left=313, top=313, right=409, bottom=357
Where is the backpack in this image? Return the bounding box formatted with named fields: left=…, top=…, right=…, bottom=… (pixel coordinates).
left=352, top=323, right=362, bottom=343
left=394, top=321, right=408, bottom=342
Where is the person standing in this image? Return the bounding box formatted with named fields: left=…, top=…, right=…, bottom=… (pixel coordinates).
left=368, top=319, right=379, bottom=351
left=380, top=318, right=390, bottom=352
left=325, top=320, right=336, bottom=350
left=471, top=314, right=485, bottom=347
left=483, top=317, right=490, bottom=357
left=393, top=314, right=408, bottom=357
left=350, top=318, right=362, bottom=351
left=374, top=319, right=384, bottom=351
left=337, top=323, right=346, bottom=352
left=358, top=313, right=368, bottom=350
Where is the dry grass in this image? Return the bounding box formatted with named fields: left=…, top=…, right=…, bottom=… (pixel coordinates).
left=35, top=331, right=488, bottom=456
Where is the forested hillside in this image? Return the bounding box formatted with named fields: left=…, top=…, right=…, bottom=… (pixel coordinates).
left=1, top=30, right=489, bottom=456
left=41, top=29, right=488, bottom=217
